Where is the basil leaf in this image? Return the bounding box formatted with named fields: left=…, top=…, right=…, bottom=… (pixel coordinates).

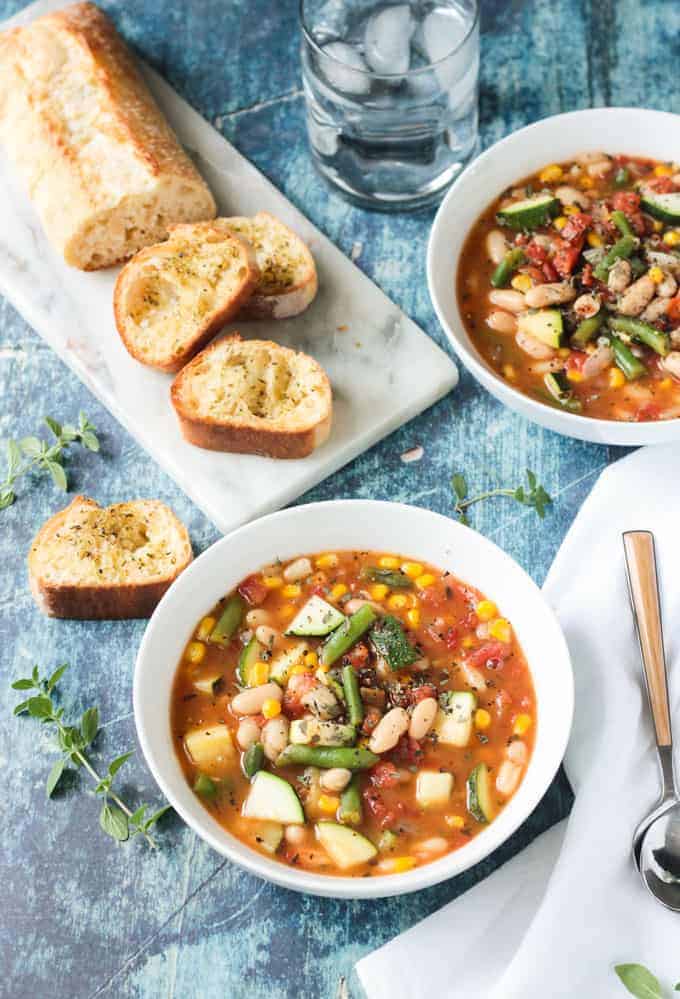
left=614, top=964, right=662, bottom=999
left=100, top=803, right=129, bottom=842
left=81, top=706, right=99, bottom=746
left=46, top=759, right=65, bottom=798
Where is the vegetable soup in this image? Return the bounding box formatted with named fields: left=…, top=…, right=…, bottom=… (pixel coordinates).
left=170, top=551, right=535, bottom=877
left=457, top=154, right=680, bottom=421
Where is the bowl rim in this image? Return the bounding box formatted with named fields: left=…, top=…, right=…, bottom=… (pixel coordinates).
left=426, top=106, right=680, bottom=443
left=134, top=498, right=574, bottom=899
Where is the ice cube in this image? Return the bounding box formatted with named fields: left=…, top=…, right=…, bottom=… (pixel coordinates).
left=419, top=7, right=471, bottom=87
left=321, top=42, right=371, bottom=94
left=364, top=4, right=415, bottom=76
left=311, top=0, right=350, bottom=44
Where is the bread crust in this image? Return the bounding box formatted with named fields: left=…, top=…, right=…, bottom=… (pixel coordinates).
left=28, top=496, right=193, bottom=619
left=170, top=335, right=332, bottom=459
left=113, top=228, right=260, bottom=373
left=0, top=2, right=216, bottom=270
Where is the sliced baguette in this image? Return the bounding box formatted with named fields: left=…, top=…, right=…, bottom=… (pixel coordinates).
left=170, top=334, right=332, bottom=458
left=114, top=226, right=260, bottom=372
left=28, top=496, right=192, bottom=619
left=170, top=212, right=318, bottom=319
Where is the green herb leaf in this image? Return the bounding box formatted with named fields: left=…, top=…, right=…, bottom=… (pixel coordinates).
left=0, top=489, right=15, bottom=510
left=369, top=615, right=419, bottom=671
left=100, top=803, right=129, bottom=842
left=80, top=431, right=100, bottom=453
left=19, top=436, right=42, bottom=457
left=6, top=439, right=21, bottom=476
left=13, top=699, right=31, bottom=716
left=143, top=804, right=172, bottom=830
left=47, top=664, right=68, bottom=691
left=81, top=706, right=99, bottom=746
left=108, top=751, right=133, bottom=777
left=46, top=460, right=68, bottom=491
left=11, top=678, right=35, bottom=690
left=452, top=468, right=552, bottom=525
left=27, top=695, right=53, bottom=719
left=130, top=805, right=148, bottom=826
left=614, top=964, right=662, bottom=999
left=44, top=417, right=62, bottom=439
left=60, top=424, right=78, bottom=444
left=451, top=473, right=468, bottom=501
left=46, top=758, right=66, bottom=798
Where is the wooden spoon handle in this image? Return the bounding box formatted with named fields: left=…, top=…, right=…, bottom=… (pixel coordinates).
left=623, top=531, right=672, bottom=748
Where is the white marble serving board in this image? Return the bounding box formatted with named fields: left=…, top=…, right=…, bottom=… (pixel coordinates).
left=0, top=0, right=458, bottom=536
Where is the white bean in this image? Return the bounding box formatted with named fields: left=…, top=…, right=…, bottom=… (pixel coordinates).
left=283, top=557, right=312, bottom=582
left=255, top=625, right=278, bottom=648
left=507, top=740, right=528, bottom=765
left=661, top=352, right=680, bottom=381
left=300, top=683, right=340, bottom=720
left=525, top=282, right=576, bottom=308
left=414, top=837, right=449, bottom=856
left=618, top=274, right=656, bottom=316
left=496, top=759, right=522, bottom=796
left=555, top=185, right=591, bottom=209
left=486, top=229, right=508, bottom=264
left=608, top=258, right=632, bottom=293
left=576, top=151, right=607, bottom=165
left=262, top=716, right=289, bottom=761
left=658, top=272, right=678, bottom=298
left=344, top=598, right=383, bottom=615
left=488, top=289, right=527, bottom=313
left=409, top=697, right=438, bottom=740
left=587, top=159, right=612, bottom=178
left=246, top=609, right=271, bottom=629
left=461, top=661, right=487, bottom=691
left=641, top=298, right=669, bottom=323
left=236, top=717, right=260, bottom=751
left=515, top=330, right=556, bottom=360
left=369, top=707, right=409, bottom=754
left=581, top=344, right=614, bottom=380
left=231, top=682, right=282, bottom=716
left=574, top=293, right=601, bottom=319
left=285, top=825, right=306, bottom=844
left=319, top=768, right=352, bottom=792
left=486, top=310, right=518, bottom=335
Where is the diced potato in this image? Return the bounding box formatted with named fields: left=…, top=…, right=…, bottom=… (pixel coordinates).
left=416, top=770, right=453, bottom=810
left=184, top=724, right=236, bottom=775
left=193, top=674, right=221, bottom=694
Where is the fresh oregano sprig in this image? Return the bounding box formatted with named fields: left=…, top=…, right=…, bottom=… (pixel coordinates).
left=0, top=412, right=100, bottom=511
left=451, top=468, right=552, bottom=526
left=12, top=664, right=170, bottom=847
left=614, top=962, right=680, bottom=997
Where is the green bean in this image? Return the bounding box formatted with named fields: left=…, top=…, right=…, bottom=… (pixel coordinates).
left=610, top=335, right=647, bottom=380
left=242, top=742, right=265, bottom=778
left=342, top=665, right=364, bottom=727
left=277, top=745, right=379, bottom=770
left=193, top=774, right=217, bottom=799
left=490, top=248, right=526, bottom=288
left=611, top=209, right=633, bottom=239
left=571, top=313, right=603, bottom=349
left=614, top=167, right=630, bottom=188
left=593, top=235, right=637, bottom=282
left=319, top=604, right=377, bottom=667
left=210, top=594, right=245, bottom=644
left=363, top=567, right=412, bottom=589
left=338, top=775, right=362, bottom=825
left=609, top=315, right=670, bottom=356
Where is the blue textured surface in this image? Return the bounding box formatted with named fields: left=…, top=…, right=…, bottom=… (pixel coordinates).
left=1, top=0, right=678, bottom=995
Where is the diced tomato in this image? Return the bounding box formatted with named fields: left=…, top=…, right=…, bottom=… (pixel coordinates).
left=525, top=265, right=546, bottom=284
left=420, top=586, right=447, bottom=609
left=667, top=297, right=680, bottom=323
left=467, top=640, right=512, bottom=669
left=514, top=233, right=529, bottom=246
left=461, top=609, right=479, bottom=631
left=542, top=260, right=559, bottom=282
left=646, top=176, right=677, bottom=194
left=251, top=713, right=267, bottom=729
left=552, top=238, right=583, bottom=278
left=282, top=674, right=317, bottom=718
left=525, top=240, right=548, bottom=264
left=391, top=735, right=423, bottom=765
left=369, top=761, right=401, bottom=788
left=363, top=789, right=405, bottom=829
left=581, top=262, right=595, bottom=287
left=566, top=350, right=588, bottom=372
left=612, top=191, right=641, bottom=214
left=238, top=574, right=268, bottom=606
left=444, top=626, right=459, bottom=650
left=409, top=684, right=437, bottom=705
left=636, top=403, right=662, bottom=422
left=561, top=213, right=592, bottom=243
left=361, top=707, right=382, bottom=736
left=343, top=642, right=369, bottom=668
left=494, top=688, right=513, bottom=717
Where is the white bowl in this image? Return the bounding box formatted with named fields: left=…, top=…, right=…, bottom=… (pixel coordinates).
left=134, top=500, right=573, bottom=899
left=427, top=107, right=680, bottom=445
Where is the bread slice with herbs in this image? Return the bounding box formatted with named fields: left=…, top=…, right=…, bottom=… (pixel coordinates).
left=28, top=496, right=193, bottom=619
left=170, top=212, right=318, bottom=319
left=113, top=225, right=260, bottom=372
left=170, top=334, right=332, bottom=458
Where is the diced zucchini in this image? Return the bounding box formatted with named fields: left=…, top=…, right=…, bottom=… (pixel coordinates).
left=467, top=762, right=495, bottom=823
left=517, top=309, right=564, bottom=348
left=543, top=370, right=580, bottom=412
left=243, top=771, right=305, bottom=824
left=210, top=594, right=245, bottom=644
left=252, top=821, right=284, bottom=855
left=316, top=822, right=377, bottom=869
left=269, top=642, right=308, bottom=685
left=193, top=773, right=217, bottom=799
left=640, top=191, right=680, bottom=224
left=184, top=724, right=236, bottom=775
left=289, top=718, right=356, bottom=747
left=315, top=668, right=346, bottom=703
left=286, top=596, right=346, bottom=637
left=193, top=674, right=222, bottom=695
left=238, top=637, right=265, bottom=686
left=434, top=691, right=477, bottom=748
left=497, top=193, right=560, bottom=231
left=416, top=770, right=453, bottom=809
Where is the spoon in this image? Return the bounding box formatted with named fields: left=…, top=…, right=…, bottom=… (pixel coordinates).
left=623, top=530, right=680, bottom=911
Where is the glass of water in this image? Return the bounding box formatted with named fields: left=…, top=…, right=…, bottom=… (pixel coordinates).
left=300, top=0, right=479, bottom=211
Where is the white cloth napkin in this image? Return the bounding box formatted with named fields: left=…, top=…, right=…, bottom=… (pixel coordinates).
left=358, top=443, right=680, bottom=999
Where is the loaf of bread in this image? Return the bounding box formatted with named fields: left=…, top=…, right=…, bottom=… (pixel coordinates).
left=0, top=2, right=216, bottom=270
left=170, top=334, right=332, bottom=458
left=28, top=496, right=193, bottom=619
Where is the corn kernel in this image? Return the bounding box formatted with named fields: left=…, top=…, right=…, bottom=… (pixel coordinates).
left=186, top=641, right=206, bottom=664
left=406, top=607, right=420, bottom=628
left=415, top=573, right=435, bottom=589
left=387, top=593, right=408, bottom=610
left=563, top=203, right=579, bottom=215
left=378, top=556, right=400, bottom=569
left=445, top=815, right=465, bottom=830
left=649, top=266, right=664, bottom=284
left=370, top=584, right=390, bottom=601
left=660, top=377, right=673, bottom=390
left=553, top=216, right=567, bottom=231
left=654, top=164, right=674, bottom=177
left=263, top=575, right=283, bottom=589
left=330, top=582, right=348, bottom=600
left=663, top=230, right=680, bottom=247
left=653, top=220, right=664, bottom=232
left=282, top=584, right=301, bottom=599
left=558, top=347, right=571, bottom=358
left=608, top=367, right=626, bottom=389
left=278, top=604, right=296, bottom=620
left=489, top=618, right=512, bottom=643
left=317, top=661, right=331, bottom=673
left=566, top=369, right=584, bottom=383
left=579, top=175, right=595, bottom=189
left=389, top=856, right=417, bottom=873
left=511, top=273, right=532, bottom=291
left=318, top=794, right=340, bottom=814
left=475, top=708, right=492, bottom=730
left=539, top=163, right=563, bottom=183
left=304, top=651, right=318, bottom=667
left=291, top=663, right=310, bottom=676
left=586, top=232, right=603, bottom=248
left=196, top=616, right=216, bottom=641
left=476, top=599, right=498, bottom=622
left=402, top=561, right=423, bottom=578
left=315, top=553, right=339, bottom=569
left=503, top=363, right=517, bottom=381
left=462, top=635, right=475, bottom=649
left=249, top=662, right=268, bottom=685
left=262, top=698, right=282, bottom=719
left=513, top=713, right=533, bottom=736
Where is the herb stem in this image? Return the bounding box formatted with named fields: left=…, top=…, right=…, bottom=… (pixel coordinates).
left=71, top=746, right=158, bottom=848
left=455, top=487, right=517, bottom=512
